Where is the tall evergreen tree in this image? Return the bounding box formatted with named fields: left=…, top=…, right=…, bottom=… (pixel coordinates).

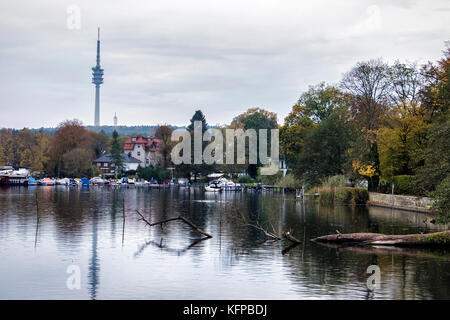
left=110, top=130, right=124, bottom=178
left=175, top=110, right=215, bottom=182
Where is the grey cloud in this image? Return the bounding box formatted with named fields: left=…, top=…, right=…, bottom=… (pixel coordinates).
left=0, top=0, right=448, bottom=128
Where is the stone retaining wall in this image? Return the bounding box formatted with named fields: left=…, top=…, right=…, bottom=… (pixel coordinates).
left=369, top=192, right=434, bottom=213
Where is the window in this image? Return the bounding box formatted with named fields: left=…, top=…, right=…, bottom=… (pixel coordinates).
left=137, top=151, right=141, bottom=156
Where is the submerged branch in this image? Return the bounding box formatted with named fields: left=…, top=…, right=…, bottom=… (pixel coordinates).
left=134, top=210, right=212, bottom=238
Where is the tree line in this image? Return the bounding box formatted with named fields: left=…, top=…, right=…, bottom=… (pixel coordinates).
left=0, top=46, right=448, bottom=218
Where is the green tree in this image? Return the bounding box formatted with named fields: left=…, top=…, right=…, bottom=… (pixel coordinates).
left=176, top=110, right=214, bottom=182
left=377, top=106, right=427, bottom=179
left=294, top=107, right=356, bottom=187
left=280, top=104, right=315, bottom=171
left=415, top=46, right=450, bottom=197
left=90, top=131, right=110, bottom=158
left=230, top=108, right=278, bottom=177
left=62, top=148, right=94, bottom=177
left=110, top=130, right=124, bottom=178
left=137, top=165, right=171, bottom=182
left=432, top=175, right=450, bottom=223
left=281, top=84, right=355, bottom=186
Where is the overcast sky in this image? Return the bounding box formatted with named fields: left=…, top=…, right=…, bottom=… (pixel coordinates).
left=0, top=0, right=448, bottom=129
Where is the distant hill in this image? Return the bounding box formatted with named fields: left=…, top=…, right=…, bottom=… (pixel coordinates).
left=86, top=125, right=160, bottom=136
left=29, top=125, right=184, bottom=136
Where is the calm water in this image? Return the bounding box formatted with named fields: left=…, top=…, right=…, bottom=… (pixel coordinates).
left=0, top=186, right=449, bottom=300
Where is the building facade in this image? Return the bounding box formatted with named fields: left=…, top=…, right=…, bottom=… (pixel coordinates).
left=123, top=134, right=162, bottom=167
left=93, top=153, right=141, bottom=177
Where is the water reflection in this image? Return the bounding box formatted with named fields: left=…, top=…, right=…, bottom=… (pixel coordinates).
left=88, top=207, right=99, bottom=300
left=0, top=186, right=449, bottom=300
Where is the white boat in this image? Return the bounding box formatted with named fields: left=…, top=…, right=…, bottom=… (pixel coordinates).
left=0, top=167, right=29, bottom=185
left=56, top=178, right=70, bottom=185
left=216, top=177, right=242, bottom=191
left=90, top=177, right=105, bottom=185
left=205, top=180, right=222, bottom=192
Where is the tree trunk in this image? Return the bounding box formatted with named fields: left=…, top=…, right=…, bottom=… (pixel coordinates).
left=312, top=230, right=450, bottom=247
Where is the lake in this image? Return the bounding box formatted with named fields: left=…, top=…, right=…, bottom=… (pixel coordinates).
left=0, top=186, right=449, bottom=300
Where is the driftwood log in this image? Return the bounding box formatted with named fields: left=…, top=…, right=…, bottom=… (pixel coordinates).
left=314, top=242, right=450, bottom=261
left=312, top=230, right=450, bottom=247
left=135, top=210, right=212, bottom=238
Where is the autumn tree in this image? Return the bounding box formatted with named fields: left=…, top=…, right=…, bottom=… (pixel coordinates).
left=47, top=119, right=93, bottom=177
left=389, top=61, right=422, bottom=111
left=155, top=124, right=174, bottom=169
left=340, top=59, right=391, bottom=191
left=20, top=149, right=33, bottom=168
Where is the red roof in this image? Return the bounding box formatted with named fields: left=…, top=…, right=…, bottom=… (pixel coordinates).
left=123, top=135, right=161, bottom=152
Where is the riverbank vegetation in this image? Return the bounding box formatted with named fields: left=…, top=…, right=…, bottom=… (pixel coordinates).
left=280, top=46, right=449, bottom=220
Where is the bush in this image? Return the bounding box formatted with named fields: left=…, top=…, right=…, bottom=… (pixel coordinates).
left=432, top=176, right=450, bottom=223
left=320, top=186, right=369, bottom=205
left=237, top=175, right=255, bottom=184
left=319, top=187, right=334, bottom=205
left=353, top=187, right=369, bottom=205
left=335, top=187, right=353, bottom=204
left=137, top=165, right=170, bottom=182
left=391, top=175, right=418, bottom=195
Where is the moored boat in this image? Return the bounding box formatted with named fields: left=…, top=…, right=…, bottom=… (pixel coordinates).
left=41, top=177, right=55, bottom=186
left=90, top=177, right=105, bottom=185
left=56, top=178, right=70, bottom=185
left=205, top=180, right=222, bottom=192
left=0, top=167, right=30, bottom=185
left=81, top=177, right=90, bottom=186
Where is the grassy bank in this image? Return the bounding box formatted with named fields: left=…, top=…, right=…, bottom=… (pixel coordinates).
left=318, top=186, right=369, bottom=206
